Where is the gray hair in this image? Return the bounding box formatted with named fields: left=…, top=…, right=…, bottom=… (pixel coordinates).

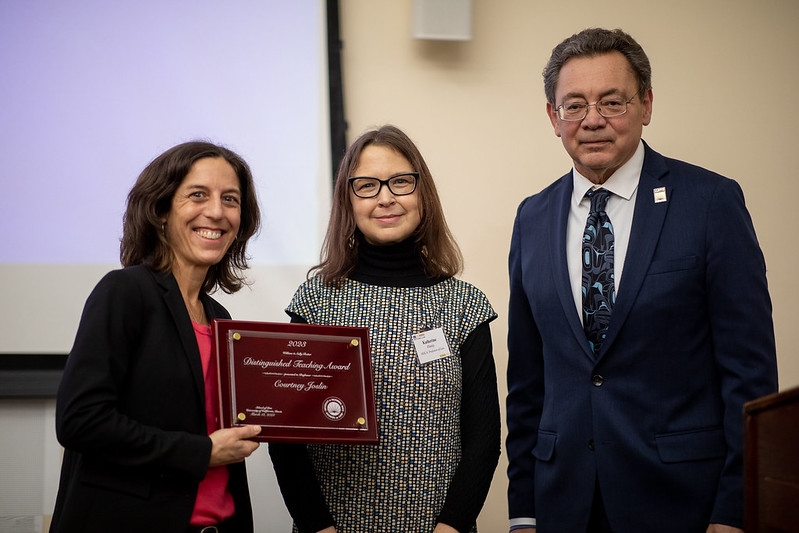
left=543, top=28, right=652, bottom=104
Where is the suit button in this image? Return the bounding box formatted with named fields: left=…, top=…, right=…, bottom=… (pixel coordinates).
left=591, top=374, right=604, bottom=387
left=588, top=439, right=595, bottom=451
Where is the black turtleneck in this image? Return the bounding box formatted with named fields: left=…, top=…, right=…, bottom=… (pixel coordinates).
left=349, top=236, right=443, bottom=288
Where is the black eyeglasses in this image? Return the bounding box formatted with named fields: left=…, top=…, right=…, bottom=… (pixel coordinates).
left=348, top=172, right=419, bottom=198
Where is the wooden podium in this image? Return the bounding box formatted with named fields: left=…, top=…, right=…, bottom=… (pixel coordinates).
left=744, top=386, right=799, bottom=532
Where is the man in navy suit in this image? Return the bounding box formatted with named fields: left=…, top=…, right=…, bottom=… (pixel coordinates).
left=506, top=28, right=778, bottom=533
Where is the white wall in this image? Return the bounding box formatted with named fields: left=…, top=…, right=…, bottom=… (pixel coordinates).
left=338, top=0, right=799, bottom=529
left=0, top=400, right=57, bottom=533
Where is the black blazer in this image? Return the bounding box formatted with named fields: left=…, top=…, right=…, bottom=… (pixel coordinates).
left=50, top=265, right=253, bottom=533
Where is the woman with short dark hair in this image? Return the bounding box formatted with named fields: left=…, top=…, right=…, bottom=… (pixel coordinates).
left=51, top=141, right=263, bottom=533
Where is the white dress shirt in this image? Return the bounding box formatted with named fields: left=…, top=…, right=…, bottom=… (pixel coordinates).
left=567, top=140, right=644, bottom=323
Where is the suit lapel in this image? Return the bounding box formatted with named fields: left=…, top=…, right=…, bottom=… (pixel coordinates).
left=154, top=271, right=206, bottom=399
left=550, top=174, right=593, bottom=356
left=600, top=146, right=670, bottom=357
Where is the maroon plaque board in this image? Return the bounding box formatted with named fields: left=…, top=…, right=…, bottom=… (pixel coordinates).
left=212, top=320, right=378, bottom=444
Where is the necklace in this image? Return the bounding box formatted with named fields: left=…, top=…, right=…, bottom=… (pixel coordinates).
left=187, top=301, right=207, bottom=325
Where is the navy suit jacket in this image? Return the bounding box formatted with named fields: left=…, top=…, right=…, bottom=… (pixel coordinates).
left=51, top=265, right=253, bottom=533
left=506, top=142, right=778, bottom=532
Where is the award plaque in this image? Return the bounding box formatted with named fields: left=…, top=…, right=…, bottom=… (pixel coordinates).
left=212, top=319, right=377, bottom=444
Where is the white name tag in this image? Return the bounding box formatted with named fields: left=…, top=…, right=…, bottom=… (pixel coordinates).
left=412, top=327, right=452, bottom=365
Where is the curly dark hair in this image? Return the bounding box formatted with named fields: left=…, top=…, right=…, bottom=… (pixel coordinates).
left=120, top=141, right=260, bottom=294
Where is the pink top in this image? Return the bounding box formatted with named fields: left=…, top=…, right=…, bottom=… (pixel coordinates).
left=189, top=321, right=235, bottom=526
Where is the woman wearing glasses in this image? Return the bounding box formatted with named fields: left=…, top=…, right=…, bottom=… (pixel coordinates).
left=269, top=125, right=500, bottom=533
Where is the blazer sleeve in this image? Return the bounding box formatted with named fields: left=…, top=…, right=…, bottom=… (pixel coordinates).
left=704, top=178, right=778, bottom=524
left=55, top=269, right=211, bottom=482
left=505, top=201, right=546, bottom=521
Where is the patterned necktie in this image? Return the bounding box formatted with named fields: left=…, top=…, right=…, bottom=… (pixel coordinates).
left=582, top=188, right=615, bottom=356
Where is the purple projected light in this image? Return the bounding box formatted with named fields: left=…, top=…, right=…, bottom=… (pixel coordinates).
left=0, top=1, right=324, bottom=266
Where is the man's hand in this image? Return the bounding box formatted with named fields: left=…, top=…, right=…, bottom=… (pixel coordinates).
left=208, top=425, right=261, bottom=466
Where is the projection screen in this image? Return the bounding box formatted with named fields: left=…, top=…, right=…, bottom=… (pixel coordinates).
left=0, top=0, right=332, bottom=354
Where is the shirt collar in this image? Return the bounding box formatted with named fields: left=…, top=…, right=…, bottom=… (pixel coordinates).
left=571, top=140, right=645, bottom=206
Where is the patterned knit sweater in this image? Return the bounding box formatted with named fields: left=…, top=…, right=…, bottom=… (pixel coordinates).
left=269, top=238, right=501, bottom=533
